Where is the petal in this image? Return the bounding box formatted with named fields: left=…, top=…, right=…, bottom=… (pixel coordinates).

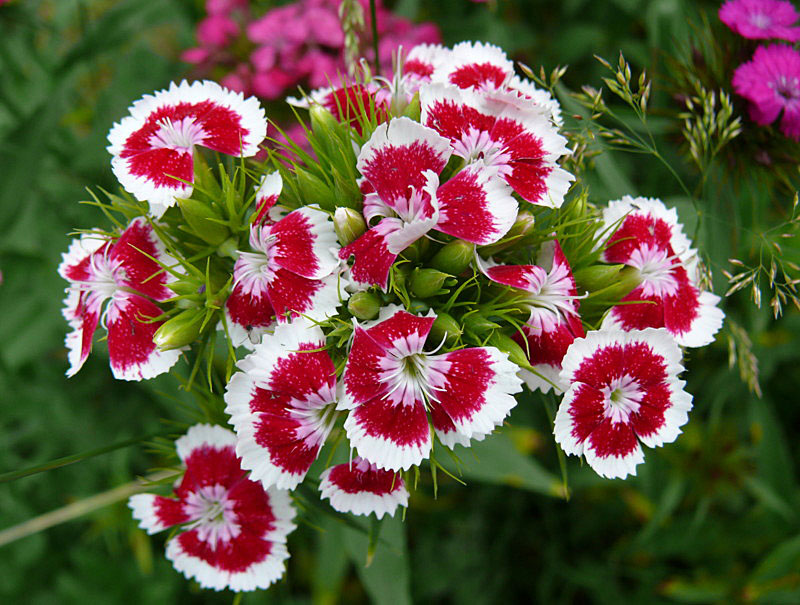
left=319, top=458, right=409, bottom=519
left=434, top=163, right=518, bottom=245
left=106, top=294, right=182, bottom=381
left=224, top=284, right=276, bottom=349
left=554, top=382, right=606, bottom=457
left=601, top=287, right=666, bottom=333
left=430, top=347, right=522, bottom=445
left=58, top=234, right=109, bottom=283
left=338, top=220, right=399, bottom=291
left=253, top=171, right=282, bottom=224
left=64, top=292, right=102, bottom=378
left=128, top=493, right=190, bottom=535
left=478, top=257, right=548, bottom=292
left=582, top=419, right=645, bottom=479
left=515, top=317, right=584, bottom=394
left=269, top=206, right=339, bottom=280
left=344, top=396, right=432, bottom=471
left=174, top=423, right=238, bottom=464
left=111, top=217, right=175, bottom=301
left=357, top=117, right=451, bottom=209
left=265, top=268, right=345, bottom=323
left=224, top=322, right=337, bottom=490
left=664, top=285, right=725, bottom=348
left=432, top=41, right=515, bottom=90
left=110, top=149, right=194, bottom=218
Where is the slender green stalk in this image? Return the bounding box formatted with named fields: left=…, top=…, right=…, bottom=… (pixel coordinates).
left=0, top=470, right=174, bottom=548
left=0, top=431, right=170, bottom=484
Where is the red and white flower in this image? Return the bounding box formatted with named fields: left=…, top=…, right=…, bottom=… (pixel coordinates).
left=319, top=457, right=409, bottom=519
left=480, top=240, right=584, bottom=393
left=252, top=171, right=284, bottom=225
left=129, top=424, right=296, bottom=592
left=225, top=202, right=345, bottom=348
left=287, top=82, right=390, bottom=135
left=224, top=321, right=338, bottom=490
left=339, top=306, right=523, bottom=471
left=431, top=41, right=515, bottom=92
left=401, top=44, right=451, bottom=90
left=600, top=196, right=724, bottom=347
left=420, top=84, right=573, bottom=207
left=554, top=329, right=693, bottom=479
left=108, top=80, right=267, bottom=218
left=58, top=218, right=181, bottom=381
left=339, top=117, right=518, bottom=289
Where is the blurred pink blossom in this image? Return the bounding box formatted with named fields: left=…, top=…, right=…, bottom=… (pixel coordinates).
left=719, top=0, right=800, bottom=42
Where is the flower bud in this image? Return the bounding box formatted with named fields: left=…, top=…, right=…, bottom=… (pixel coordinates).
left=430, top=239, right=474, bottom=275
left=348, top=291, right=381, bottom=320
left=428, top=311, right=462, bottom=345
left=153, top=309, right=205, bottom=350
left=178, top=198, right=229, bottom=246
left=487, top=332, right=530, bottom=369
left=334, top=207, right=367, bottom=245
left=573, top=264, right=625, bottom=294
left=402, top=238, right=430, bottom=263
left=478, top=211, right=536, bottom=256
left=295, top=168, right=335, bottom=211
left=585, top=266, right=642, bottom=304
left=462, top=312, right=501, bottom=338
left=310, top=104, right=343, bottom=139
left=410, top=268, right=453, bottom=298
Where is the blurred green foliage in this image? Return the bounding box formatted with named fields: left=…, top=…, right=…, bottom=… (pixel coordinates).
left=1, top=0, right=798, bottom=603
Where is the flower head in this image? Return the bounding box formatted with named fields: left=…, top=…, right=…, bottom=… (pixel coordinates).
left=58, top=218, right=181, bottom=380
left=319, top=456, right=409, bottom=519
left=733, top=44, right=800, bottom=140
left=107, top=80, right=267, bottom=217
left=554, top=329, right=693, bottom=479
left=719, top=0, right=800, bottom=41
left=129, top=424, right=296, bottom=591
left=339, top=306, right=523, bottom=471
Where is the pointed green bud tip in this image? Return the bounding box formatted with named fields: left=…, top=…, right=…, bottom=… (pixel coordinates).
left=573, top=264, right=625, bottom=293
left=429, top=312, right=462, bottom=345
left=487, top=332, right=530, bottom=368
left=178, top=198, right=228, bottom=246
left=153, top=309, right=205, bottom=350
left=334, top=207, right=367, bottom=246
left=410, top=268, right=451, bottom=298
left=309, top=104, right=341, bottom=136
left=348, top=291, right=381, bottom=320
left=462, top=312, right=502, bottom=338
left=295, top=168, right=335, bottom=210
left=430, top=239, right=475, bottom=275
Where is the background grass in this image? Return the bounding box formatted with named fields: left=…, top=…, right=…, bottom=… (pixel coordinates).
left=1, top=0, right=798, bottom=602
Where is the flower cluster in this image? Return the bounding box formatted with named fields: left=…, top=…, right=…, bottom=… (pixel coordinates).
left=59, top=40, right=724, bottom=592
left=183, top=0, right=441, bottom=101
left=721, top=0, right=800, bottom=140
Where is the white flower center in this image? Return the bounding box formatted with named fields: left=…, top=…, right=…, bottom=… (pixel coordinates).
left=234, top=228, right=278, bottom=296
left=602, top=375, right=643, bottom=424
left=184, top=484, right=240, bottom=548
left=378, top=334, right=449, bottom=407
left=749, top=12, right=771, bottom=30
left=289, top=382, right=339, bottom=448
left=452, top=127, right=512, bottom=176
left=770, top=76, right=800, bottom=106
left=524, top=263, right=580, bottom=330
left=150, top=116, right=207, bottom=151
left=627, top=244, right=680, bottom=297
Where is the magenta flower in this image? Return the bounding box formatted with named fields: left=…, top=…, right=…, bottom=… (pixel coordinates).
left=554, top=329, right=693, bottom=479
left=719, top=0, right=800, bottom=42
left=58, top=218, right=181, bottom=381
left=107, top=80, right=267, bottom=217
left=319, top=457, right=409, bottom=519
left=339, top=306, right=523, bottom=471
left=600, top=197, right=724, bottom=347
left=733, top=44, right=800, bottom=140
left=224, top=321, right=339, bottom=490
left=129, top=424, right=296, bottom=592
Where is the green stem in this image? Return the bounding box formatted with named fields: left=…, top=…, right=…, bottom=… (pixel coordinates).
left=370, top=0, right=380, bottom=75
left=0, top=431, right=170, bottom=484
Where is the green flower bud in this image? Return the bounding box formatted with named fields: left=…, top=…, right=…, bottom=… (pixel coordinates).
left=310, top=104, right=342, bottom=139
left=295, top=168, right=335, bottom=211
left=573, top=264, right=625, bottom=293
left=178, top=198, right=228, bottom=246
left=478, top=211, right=536, bottom=256
left=334, top=207, right=367, bottom=245
left=586, top=266, right=642, bottom=304
left=153, top=309, right=205, bottom=350
left=462, top=312, right=501, bottom=338
left=410, top=268, right=453, bottom=298
left=487, top=332, right=530, bottom=369
left=331, top=167, right=362, bottom=208
left=430, top=239, right=475, bottom=275
left=402, top=238, right=430, bottom=263
left=429, top=311, right=462, bottom=345
left=348, top=291, right=381, bottom=320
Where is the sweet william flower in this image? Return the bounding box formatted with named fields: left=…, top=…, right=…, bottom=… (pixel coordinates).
left=719, top=0, right=800, bottom=42
left=554, top=329, right=693, bottom=479
left=339, top=306, right=523, bottom=471
left=58, top=218, right=181, bottom=381
left=732, top=44, right=800, bottom=140
left=107, top=80, right=267, bottom=218
left=319, top=457, right=409, bottom=519
left=129, top=424, right=296, bottom=592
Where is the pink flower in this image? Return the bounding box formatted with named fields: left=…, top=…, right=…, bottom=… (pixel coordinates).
left=479, top=240, right=585, bottom=393
left=129, top=424, right=296, bottom=591
left=554, top=329, right=693, bottom=479
left=58, top=218, right=181, bottom=381
left=339, top=117, right=518, bottom=290
left=733, top=44, right=800, bottom=140
left=225, top=186, right=346, bottom=348
left=719, top=0, right=800, bottom=41
left=319, top=457, right=409, bottom=518
left=600, top=197, right=724, bottom=347
left=197, top=15, right=239, bottom=48
left=339, top=306, right=523, bottom=471
left=224, top=321, right=338, bottom=490
left=107, top=80, right=267, bottom=217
